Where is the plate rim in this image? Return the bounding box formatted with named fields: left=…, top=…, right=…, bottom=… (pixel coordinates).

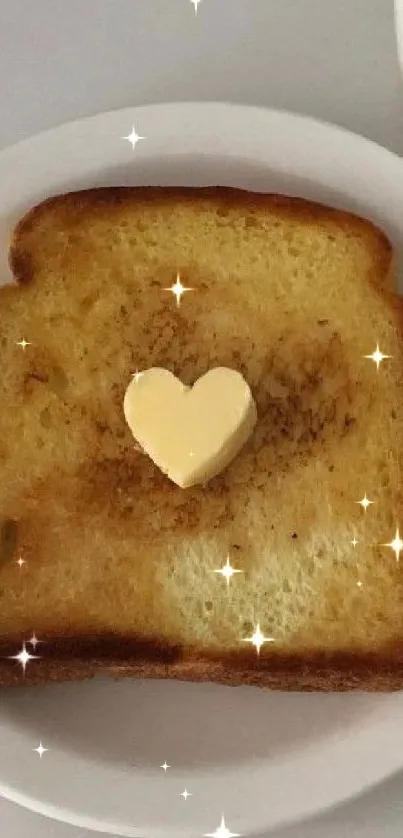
left=1, top=100, right=403, bottom=837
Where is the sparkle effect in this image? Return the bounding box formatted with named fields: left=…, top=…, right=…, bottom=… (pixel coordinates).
left=357, top=581, right=363, bottom=589
left=28, top=633, right=41, bottom=650
left=160, top=761, right=170, bottom=772
left=180, top=788, right=192, bottom=800
left=190, top=0, right=203, bottom=12
left=242, top=623, right=275, bottom=656
left=351, top=537, right=359, bottom=548
left=382, top=528, right=403, bottom=563
left=16, top=338, right=31, bottom=350
left=132, top=369, right=144, bottom=383
left=8, top=642, right=39, bottom=674
left=205, top=815, right=241, bottom=838
left=214, top=556, right=243, bottom=586
left=356, top=494, right=374, bottom=511
left=122, top=124, right=145, bottom=150
left=363, top=344, right=392, bottom=370
left=33, top=742, right=48, bottom=758
left=164, top=273, right=193, bottom=307
left=16, top=556, right=26, bottom=568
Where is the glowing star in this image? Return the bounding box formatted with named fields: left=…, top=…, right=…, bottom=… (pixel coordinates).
left=356, top=494, right=374, bottom=511
left=205, top=815, right=241, bottom=838
left=122, top=124, right=145, bottom=150
left=214, top=556, right=243, bottom=586
left=351, top=537, right=359, bottom=548
left=28, top=633, right=41, bottom=650
left=242, top=623, right=275, bottom=656
left=8, top=642, right=40, bottom=674
left=16, top=338, right=31, bottom=350
left=357, top=581, right=363, bottom=589
left=382, top=528, right=403, bottom=563
left=180, top=789, right=192, bottom=800
left=160, top=761, right=170, bottom=772
left=164, top=273, right=193, bottom=307
left=190, top=0, right=202, bottom=13
left=363, top=344, right=392, bottom=370
left=33, top=742, right=48, bottom=758
left=132, top=370, right=144, bottom=383
left=16, top=556, right=26, bottom=568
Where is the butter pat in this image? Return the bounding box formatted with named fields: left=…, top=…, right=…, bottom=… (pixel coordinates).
left=123, top=367, right=257, bottom=488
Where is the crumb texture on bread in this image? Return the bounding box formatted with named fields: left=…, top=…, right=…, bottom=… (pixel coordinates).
left=1, top=186, right=403, bottom=689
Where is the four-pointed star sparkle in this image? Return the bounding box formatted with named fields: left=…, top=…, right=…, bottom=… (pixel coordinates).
left=214, top=556, right=243, bottom=586
left=16, top=338, right=31, bottom=350
left=363, top=343, right=392, bottom=370
left=122, top=124, right=145, bottom=150
left=132, top=369, right=144, bottom=383
left=164, top=273, right=193, bottom=306
left=33, top=742, right=49, bottom=758
left=356, top=494, right=374, bottom=511
left=28, top=633, right=42, bottom=650
left=382, top=527, right=403, bottom=563
left=160, top=761, right=170, bottom=772
left=16, top=555, right=26, bottom=568
left=205, top=815, right=240, bottom=838
left=242, top=623, right=275, bottom=656
left=180, top=788, right=192, bottom=799
left=8, top=642, right=40, bottom=674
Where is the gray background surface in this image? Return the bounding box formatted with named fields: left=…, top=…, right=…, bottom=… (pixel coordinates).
left=1, top=0, right=403, bottom=835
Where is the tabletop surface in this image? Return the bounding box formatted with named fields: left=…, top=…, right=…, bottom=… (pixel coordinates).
left=1, top=1, right=403, bottom=836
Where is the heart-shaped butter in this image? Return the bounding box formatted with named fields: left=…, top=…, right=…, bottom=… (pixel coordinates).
left=123, top=367, right=257, bottom=488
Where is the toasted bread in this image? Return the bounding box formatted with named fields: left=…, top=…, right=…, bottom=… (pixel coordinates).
left=1, top=186, right=403, bottom=690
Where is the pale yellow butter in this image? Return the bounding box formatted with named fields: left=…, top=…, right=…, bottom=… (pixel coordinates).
left=123, top=367, right=257, bottom=488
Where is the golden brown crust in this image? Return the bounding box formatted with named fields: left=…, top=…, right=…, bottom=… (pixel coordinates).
left=2, top=633, right=403, bottom=690
left=9, top=186, right=392, bottom=285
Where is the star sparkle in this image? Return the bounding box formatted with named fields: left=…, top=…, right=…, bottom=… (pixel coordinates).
left=16, top=338, right=31, bottom=350
left=382, top=527, right=403, bottom=563
left=28, top=633, right=42, bottom=650
left=214, top=556, right=243, bottom=586
left=164, top=273, right=193, bottom=307
left=350, top=537, right=359, bottom=548
left=160, top=761, right=170, bottom=772
left=16, top=555, right=26, bottom=568
left=8, top=642, right=40, bottom=674
left=205, top=815, right=241, bottom=838
left=132, top=369, right=144, bottom=383
left=242, top=622, right=275, bottom=656
left=180, top=788, right=192, bottom=799
left=33, top=742, right=48, bottom=758
left=190, top=0, right=203, bottom=13
left=363, top=344, right=392, bottom=370
left=355, top=494, right=374, bottom=511
left=122, top=124, right=146, bottom=150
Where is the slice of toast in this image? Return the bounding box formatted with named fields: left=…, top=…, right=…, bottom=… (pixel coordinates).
left=1, top=186, right=403, bottom=690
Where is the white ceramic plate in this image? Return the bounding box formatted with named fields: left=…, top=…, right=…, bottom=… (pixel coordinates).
left=1, top=102, right=403, bottom=838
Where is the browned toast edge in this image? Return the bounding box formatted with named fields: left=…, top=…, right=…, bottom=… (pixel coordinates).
left=2, top=186, right=401, bottom=690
